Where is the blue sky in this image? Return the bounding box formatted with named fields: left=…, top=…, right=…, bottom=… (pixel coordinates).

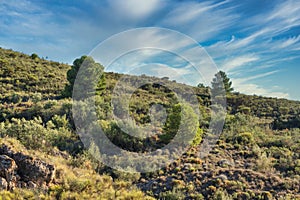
left=1, top=0, right=300, bottom=100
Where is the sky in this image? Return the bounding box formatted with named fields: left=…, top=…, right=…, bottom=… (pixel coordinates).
left=0, top=0, right=300, bottom=100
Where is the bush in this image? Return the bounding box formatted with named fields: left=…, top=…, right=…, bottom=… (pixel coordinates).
left=31, top=92, right=42, bottom=103
left=234, top=132, right=254, bottom=145
left=9, top=93, right=22, bottom=104
left=213, top=189, right=233, bottom=200
left=255, top=152, right=274, bottom=173
left=238, top=106, right=251, bottom=114
left=0, top=117, right=78, bottom=154
left=159, top=188, right=185, bottom=200
left=30, top=53, right=39, bottom=60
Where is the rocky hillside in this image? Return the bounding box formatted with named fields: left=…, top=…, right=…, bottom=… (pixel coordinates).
left=0, top=47, right=299, bottom=199
left=0, top=141, right=55, bottom=190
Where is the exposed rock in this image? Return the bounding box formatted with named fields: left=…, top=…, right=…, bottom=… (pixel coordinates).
left=13, top=152, right=55, bottom=186
left=0, top=155, right=17, bottom=178
left=0, top=177, right=8, bottom=190
left=0, top=155, right=18, bottom=189
left=27, top=181, right=37, bottom=189
left=217, top=159, right=234, bottom=167
left=0, top=144, right=55, bottom=190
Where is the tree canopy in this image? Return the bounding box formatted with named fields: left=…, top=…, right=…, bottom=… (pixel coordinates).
left=211, top=71, right=234, bottom=96
left=62, top=56, right=105, bottom=99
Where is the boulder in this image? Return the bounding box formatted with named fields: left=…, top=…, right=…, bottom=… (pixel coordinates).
left=0, top=144, right=55, bottom=190
left=13, top=152, right=55, bottom=186
left=0, top=155, right=17, bottom=180
left=0, top=155, right=18, bottom=189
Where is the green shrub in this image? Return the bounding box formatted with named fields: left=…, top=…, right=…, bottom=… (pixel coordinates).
left=0, top=117, right=78, bottom=154
left=213, top=189, right=233, bottom=200
left=255, top=152, right=274, bottom=173
left=159, top=188, right=185, bottom=200
left=238, top=106, right=251, bottom=114
left=234, top=132, right=254, bottom=145
left=30, top=53, right=39, bottom=60
left=260, top=191, right=273, bottom=200
left=9, top=93, right=22, bottom=104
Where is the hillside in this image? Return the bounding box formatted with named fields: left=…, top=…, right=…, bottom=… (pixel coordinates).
left=0, top=47, right=299, bottom=199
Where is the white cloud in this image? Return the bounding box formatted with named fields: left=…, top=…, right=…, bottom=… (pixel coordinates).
left=90, top=28, right=220, bottom=86
left=207, top=0, right=300, bottom=60
left=231, top=70, right=289, bottom=99
left=222, top=54, right=259, bottom=72
left=233, top=82, right=289, bottom=99
left=204, top=1, right=300, bottom=101
left=235, top=70, right=279, bottom=82
left=160, top=0, right=239, bottom=41
left=0, top=0, right=41, bottom=13
left=108, top=0, right=162, bottom=20
left=267, top=0, right=300, bottom=23
left=270, top=35, right=300, bottom=49
left=1, top=0, right=299, bottom=99
left=161, top=2, right=213, bottom=25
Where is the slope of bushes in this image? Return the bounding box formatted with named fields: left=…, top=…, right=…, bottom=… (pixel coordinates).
left=0, top=47, right=300, bottom=199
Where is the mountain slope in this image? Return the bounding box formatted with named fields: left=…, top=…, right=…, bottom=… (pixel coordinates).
left=0, top=47, right=299, bottom=199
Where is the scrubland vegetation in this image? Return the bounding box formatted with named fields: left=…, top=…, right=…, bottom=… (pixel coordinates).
left=0, top=47, right=299, bottom=199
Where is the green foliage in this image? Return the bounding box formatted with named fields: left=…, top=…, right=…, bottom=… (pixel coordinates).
left=0, top=48, right=69, bottom=100
left=62, top=56, right=105, bottom=98
left=161, top=104, right=181, bottom=143
left=192, top=127, right=203, bottom=146
left=30, top=53, right=39, bottom=60
left=197, top=83, right=205, bottom=88
left=212, top=189, right=233, bottom=200
left=211, top=71, right=234, bottom=95
left=159, top=188, right=185, bottom=200
left=51, top=114, right=69, bottom=129
left=0, top=139, right=153, bottom=200
left=255, top=152, right=274, bottom=173
left=0, top=116, right=79, bottom=154
left=238, top=106, right=251, bottom=114
left=234, top=132, right=254, bottom=145
left=9, top=93, right=22, bottom=104
left=162, top=103, right=201, bottom=146
left=0, top=48, right=300, bottom=199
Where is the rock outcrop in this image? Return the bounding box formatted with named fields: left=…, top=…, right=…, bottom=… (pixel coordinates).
left=0, top=144, right=55, bottom=190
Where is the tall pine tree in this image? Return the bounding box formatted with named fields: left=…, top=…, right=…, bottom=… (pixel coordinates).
left=211, top=71, right=233, bottom=96
left=63, top=56, right=105, bottom=99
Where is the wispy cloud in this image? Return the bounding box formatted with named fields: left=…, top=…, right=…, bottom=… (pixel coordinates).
left=221, top=54, right=259, bottom=72
left=270, top=35, right=300, bottom=49
left=203, top=0, right=300, bottom=99
left=234, top=70, right=279, bottom=82
left=91, top=28, right=219, bottom=85
left=232, top=71, right=289, bottom=99
left=107, top=0, right=162, bottom=21
left=160, top=0, right=239, bottom=41
left=1, top=0, right=300, bottom=99
left=233, top=82, right=290, bottom=99
left=266, top=0, right=300, bottom=26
